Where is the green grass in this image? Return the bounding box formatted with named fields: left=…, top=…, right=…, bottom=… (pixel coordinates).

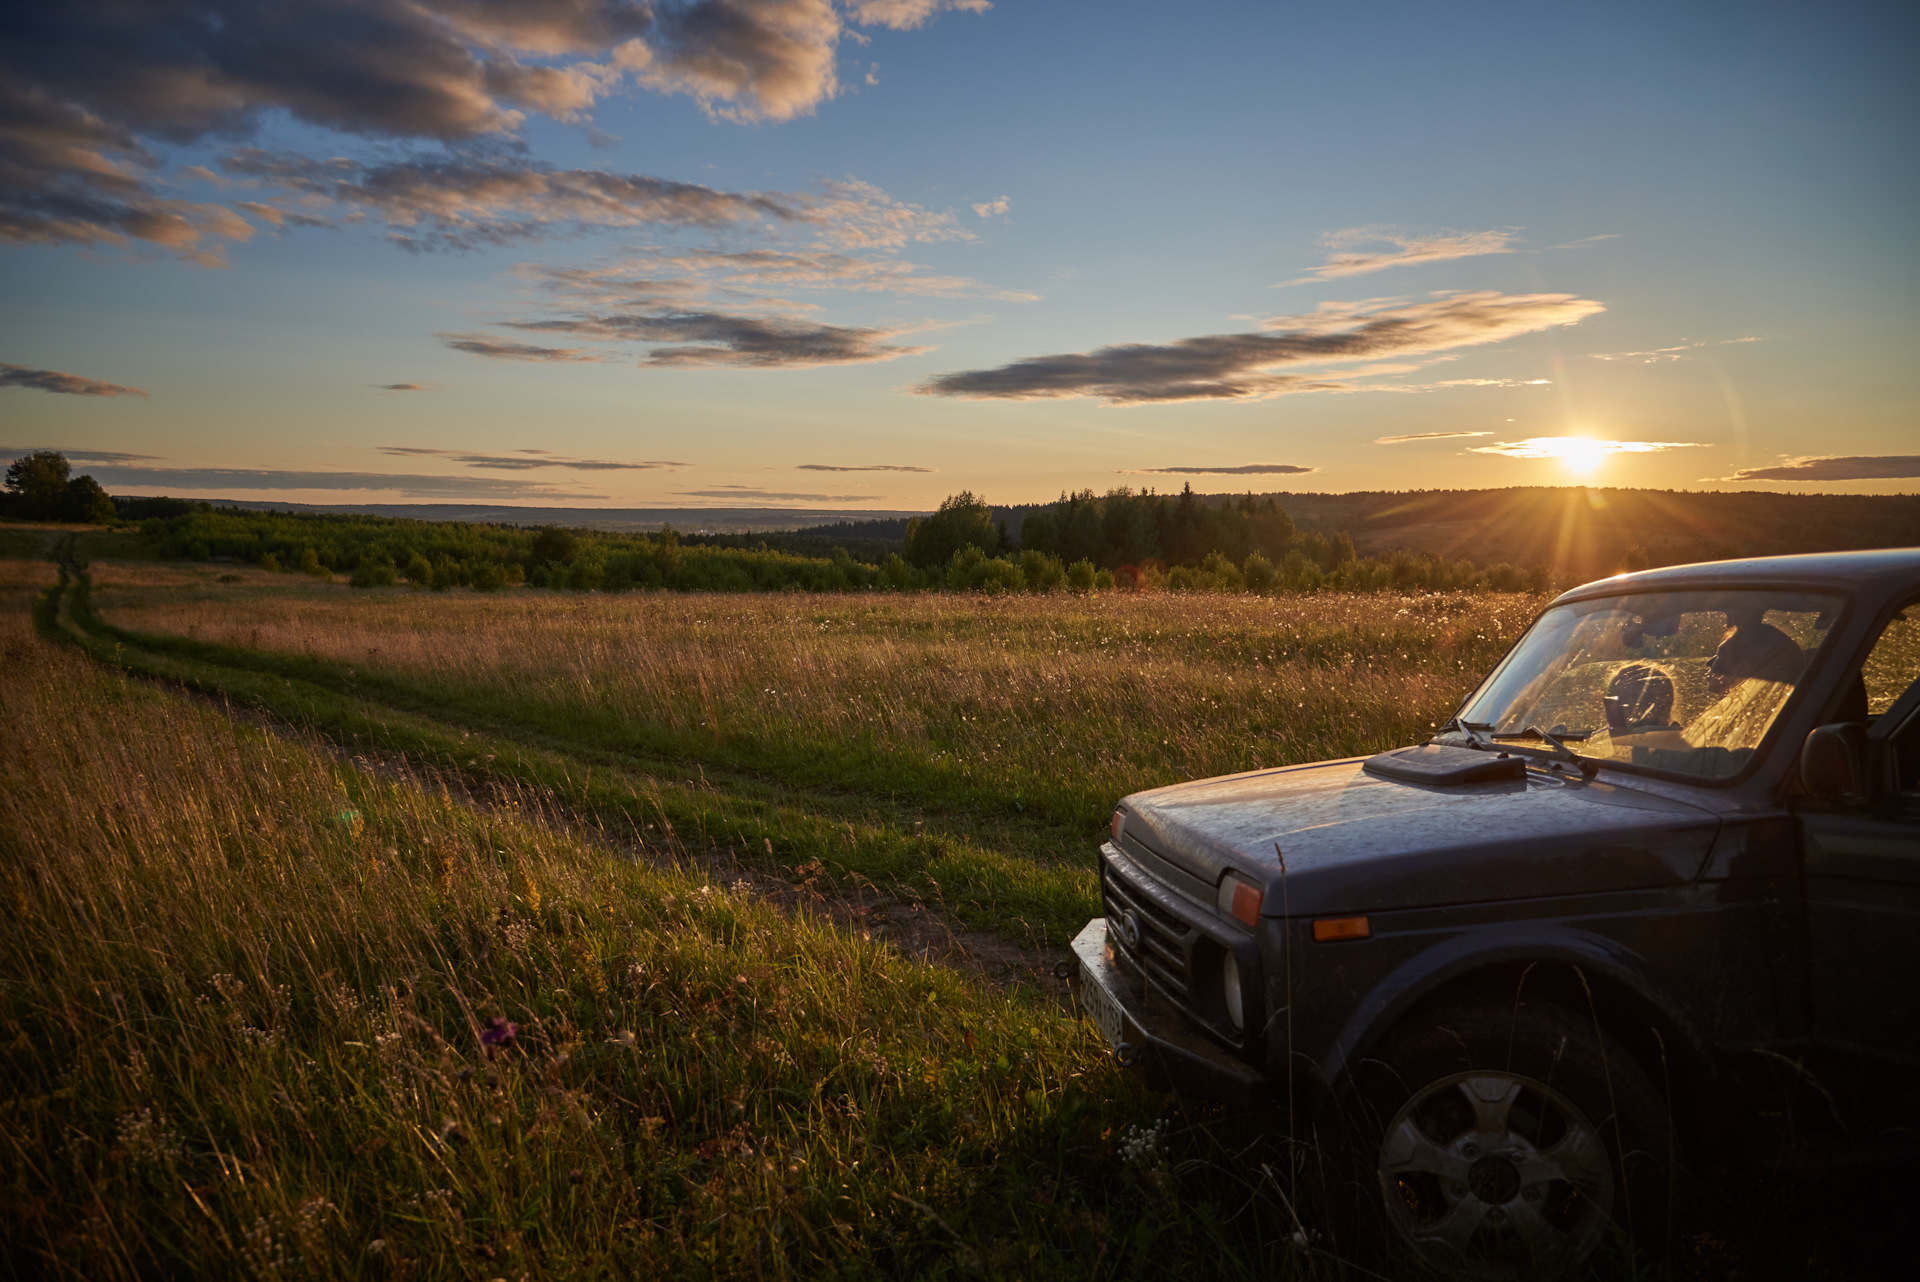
left=66, top=538, right=1542, bottom=940
left=16, top=533, right=1910, bottom=1279
left=47, top=562, right=1102, bottom=944
left=4, top=567, right=1335, bottom=1280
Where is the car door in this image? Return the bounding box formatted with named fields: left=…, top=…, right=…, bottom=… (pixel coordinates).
left=1800, top=599, right=1920, bottom=1063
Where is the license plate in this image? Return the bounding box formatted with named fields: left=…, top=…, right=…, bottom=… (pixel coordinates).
left=1079, top=963, right=1128, bottom=1049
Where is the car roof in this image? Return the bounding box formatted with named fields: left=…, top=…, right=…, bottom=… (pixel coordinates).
left=1553, top=546, right=1920, bottom=606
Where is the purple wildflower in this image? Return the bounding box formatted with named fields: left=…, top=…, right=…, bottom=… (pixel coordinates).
left=480, top=1017, right=517, bottom=1058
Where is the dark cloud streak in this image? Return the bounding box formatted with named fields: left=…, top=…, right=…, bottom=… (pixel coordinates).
left=1, top=445, right=157, bottom=463
left=0, top=362, right=149, bottom=397
left=438, top=332, right=603, bottom=362
left=1124, top=464, right=1316, bottom=475
left=919, top=293, right=1604, bottom=405
left=510, top=311, right=929, bottom=367
left=78, top=465, right=603, bottom=498
left=797, top=463, right=933, bottom=472
left=1724, top=456, right=1920, bottom=482
left=379, top=446, right=684, bottom=470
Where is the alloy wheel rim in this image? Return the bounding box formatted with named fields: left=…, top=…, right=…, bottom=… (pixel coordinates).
left=1377, top=1070, right=1614, bottom=1270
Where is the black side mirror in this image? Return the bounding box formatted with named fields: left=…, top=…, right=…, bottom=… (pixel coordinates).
left=1800, top=723, right=1868, bottom=801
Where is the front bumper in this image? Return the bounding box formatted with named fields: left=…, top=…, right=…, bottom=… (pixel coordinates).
left=1072, top=918, right=1274, bottom=1109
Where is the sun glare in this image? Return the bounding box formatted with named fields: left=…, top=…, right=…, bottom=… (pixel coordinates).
left=1555, top=437, right=1608, bottom=475
left=1465, top=435, right=1706, bottom=474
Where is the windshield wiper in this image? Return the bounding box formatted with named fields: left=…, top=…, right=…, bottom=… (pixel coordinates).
left=1491, top=725, right=1599, bottom=775
left=1437, top=715, right=1495, bottom=748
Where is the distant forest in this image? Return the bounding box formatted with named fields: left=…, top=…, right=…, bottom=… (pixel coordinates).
left=121, top=496, right=1527, bottom=595
left=5, top=446, right=1916, bottom=595
left=818, top=485, right=1920, bottom=586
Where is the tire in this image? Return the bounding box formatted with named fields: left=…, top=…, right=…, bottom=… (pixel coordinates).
left=1346, top=997, right=1674, bottom=1276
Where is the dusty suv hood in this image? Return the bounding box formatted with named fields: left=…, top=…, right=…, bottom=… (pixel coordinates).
left=1118, top=756, right=1721, bottom=917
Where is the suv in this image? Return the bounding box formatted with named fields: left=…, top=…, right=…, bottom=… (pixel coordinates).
left=1074, top=549, right=1920, bottom=1270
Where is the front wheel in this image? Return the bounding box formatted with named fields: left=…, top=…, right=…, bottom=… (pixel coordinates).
left=1351, top=999, right=1673, bottom=1275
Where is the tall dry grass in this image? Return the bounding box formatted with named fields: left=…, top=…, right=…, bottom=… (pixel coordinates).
left=92, top=576, right=1542, bottom=830
left=7, top=574, right=1322, bottom=1278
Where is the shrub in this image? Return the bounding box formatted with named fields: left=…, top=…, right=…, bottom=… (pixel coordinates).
left=1242, top=551, right=1275, bottom=592
left=258, top=552, right=280, bottom=574
left=1016, top=549, right=1067, bottom=593
left=298, top=547, right=325, bottom=577
left=349, top=556, right=398, bottom=589
left=1065, top=558, right=1098, bottom=591
left=472, top=561, right=510, bottom=592
left=1487, top=562, right=1527, bottom=592
left=1200, top=550, right=1244, bottom=591
left=404, top=552, right=433, bottom=589
left=881, top=552, right=913, bottom=589
left=1281, top=550, right=1323, bottom=592
left=945, top=546, right=1024, bottom=593
left=531, top=527, right=580, bottom=565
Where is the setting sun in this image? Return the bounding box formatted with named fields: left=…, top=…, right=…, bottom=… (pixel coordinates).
left=1467, top=436, right=1707, bottom=475
left=1555, top=437, right=1609, bottom=475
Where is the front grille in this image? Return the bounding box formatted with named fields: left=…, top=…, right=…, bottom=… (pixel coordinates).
left=1101, top=843, right=1261, bottom=1052
left=1102, top=853, right=1194, bottom=997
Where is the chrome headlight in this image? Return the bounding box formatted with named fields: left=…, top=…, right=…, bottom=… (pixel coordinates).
left=1222, top=950, right=1245, bottom=1031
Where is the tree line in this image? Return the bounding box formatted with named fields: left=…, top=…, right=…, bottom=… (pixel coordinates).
left=1, top=450, right=116, bottom=523
left=4, top=449, right=1562, bottom=595
left=904, top=488, right=1553, bottom=595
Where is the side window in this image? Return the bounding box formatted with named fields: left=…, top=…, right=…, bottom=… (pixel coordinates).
left=1861, top=606, right=1918, bottom=717
left=1860, top=604, right=1920, bottom=794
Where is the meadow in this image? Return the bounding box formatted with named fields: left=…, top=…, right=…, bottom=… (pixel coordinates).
left=7, top=527, right=1907, bottom=1279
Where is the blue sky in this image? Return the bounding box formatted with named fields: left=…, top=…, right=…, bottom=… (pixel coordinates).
left=2, top=0, right=1914, bottom=509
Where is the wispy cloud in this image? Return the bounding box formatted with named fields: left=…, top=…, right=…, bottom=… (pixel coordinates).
left=506, top=312, right=933, bottom=368
left=1, top=445, right=157, bottom=463
left=1, top=362, right=149, bottom=398
left=1278, top=226, right=1520, bottom=286
left=1468, top=437, right=1707, bottom=459
left=1374, top=430, right=1493, bottom=444
left=526, top=248, right=1033, bottom=303
left=481, top=239, right=1023, bottom=376
left=223, top=152, right=975, bottom=256
left=1551, top=234, right=1620, bottom=249
left=377, top=447, right=683, bottom=471
left=677, top=487, right=884, bottom=501
left=375, top=382, right=427, bottom=392
left=1589, top=336, right=1764, bottom=363
left=220, top=150, right=802, bottom=254
left=78, top=466, right=603, bottom=498
left=438, top=333, right=605, bottom=362
left=972, top=195, right=1010, bottom=218
left=797, top=463, right=933, bottom=472
left=919, top=291, right=1604, bottom=405
left=1714, top=455, right=1920, bottom=483
left=848, top=1, right=994, bottom=31
left=1121, top=464, right=1316, bottom=475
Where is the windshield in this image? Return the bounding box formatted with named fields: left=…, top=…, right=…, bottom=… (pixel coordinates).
left=1445, top=589, right=1842, bottom=780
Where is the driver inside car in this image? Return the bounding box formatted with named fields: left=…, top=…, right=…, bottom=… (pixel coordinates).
left=1682, top=616, right=1806, bottom=749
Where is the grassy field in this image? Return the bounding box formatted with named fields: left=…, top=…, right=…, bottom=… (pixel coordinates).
left=9, top=528, right=1912, bottom=1279
left=5, top=534, right=1352, bottom=1280
left=71, top=538, right=1537, bottom=942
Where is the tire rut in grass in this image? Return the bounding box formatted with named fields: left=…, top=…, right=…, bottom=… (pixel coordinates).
left=48, top=552, right=1101, bottom=948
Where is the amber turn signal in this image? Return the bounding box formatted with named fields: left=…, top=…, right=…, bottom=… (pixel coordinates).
left=1312, top=916, right=1371, bottom=942
left=1216, top=874, right=1262, bottom=928
left=1110, top=810, right=1125, bottom=843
